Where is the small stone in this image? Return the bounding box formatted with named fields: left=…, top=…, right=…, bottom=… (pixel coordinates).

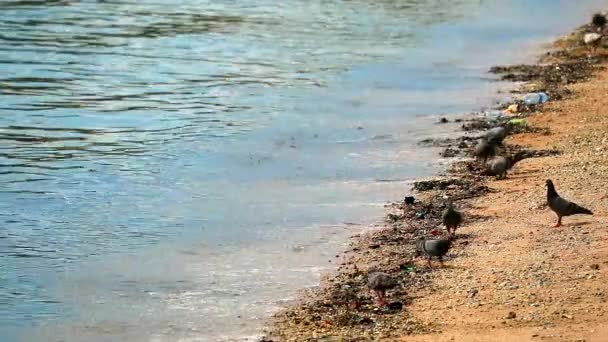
left=439, top=117, right=449, bottom=124
left=507, top=311, right=517, bottom=319
left=561, top=314, right=573, bottom=319
left=387, top=301, right=403, bottom=311
left=532, top=334, right=539, bottom=337
left=590, top=264, right=600, bottom=270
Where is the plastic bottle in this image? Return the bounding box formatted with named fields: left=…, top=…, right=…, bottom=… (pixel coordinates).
left=522, top=92, right=549, bottom=105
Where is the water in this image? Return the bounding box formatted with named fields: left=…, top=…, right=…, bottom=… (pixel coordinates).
left=0, top=0, right=606, bottom=341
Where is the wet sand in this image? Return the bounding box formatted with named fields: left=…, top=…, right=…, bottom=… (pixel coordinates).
left=263, top=17, right=608, bottom=341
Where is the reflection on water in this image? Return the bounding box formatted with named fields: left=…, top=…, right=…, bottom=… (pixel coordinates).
left=1, top=0, right=606, bottom=340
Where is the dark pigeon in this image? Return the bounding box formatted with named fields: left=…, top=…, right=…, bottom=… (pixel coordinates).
left=367, top=272, right=398, bottom=306
left=415, top=239, right=451, bottom=268
left=485, top=126, right=508, bottom=145
left=473, top=138, right=498, bottom=162
left=486, top=152, right=526, bottom=179
left=442, top=202, right=463, bottom=238
left=545, top=179, right=593, bottom=227
left=592, top=13, right=607, bottom=29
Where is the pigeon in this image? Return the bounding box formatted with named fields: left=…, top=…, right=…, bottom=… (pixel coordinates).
left=473, top=138, right=498, bottom=163
left=367, top=272, right=398, bottom=306
left=592, top=13, right=607, bottom=29
left=415, top=238, right=451, bottom=268
left=442, top=202, right=463, bottom=238
left=485, top=126, right=508, bottom=145
left=485, top=152, right=526, bottom=179
left=545, top=179, right=593, bottom=227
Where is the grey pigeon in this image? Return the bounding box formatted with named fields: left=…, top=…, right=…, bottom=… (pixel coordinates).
left=367, top=272, right=398, bottom=306
left=485, top=126, right=507, bottom=145
left=473, top=138, right=498, bottom=162
left=415, top=239, right=451, bottom=268
left=442, top=202, right=463, bottom=238
left=486, top=152, right=526, bottom=179
left=545, top=179, right=593, bottom=227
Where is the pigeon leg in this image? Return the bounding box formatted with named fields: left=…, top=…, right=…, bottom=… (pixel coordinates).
left=427, top=256, right=433, bottom=268
left=554, top=216, right=562, bottom=227
left=439, top=256, right=444, bottom=267
left=375, top=290, right=386, bottom=306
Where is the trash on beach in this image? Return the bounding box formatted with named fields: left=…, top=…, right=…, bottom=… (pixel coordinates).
left=399, top=263, right=416, bottom=272
left=505, top=104, right=519, bottom=114
left=415, top=211, right=426, bottom=219
left=403, top=196, right=415, bottom=205
left=584, top=32, right=602, bottom=45
left=522, top=92, right=549, bottom=105
left=485, top=110, right=504, bottom=120
left=508, top=118, right=526, bottom=127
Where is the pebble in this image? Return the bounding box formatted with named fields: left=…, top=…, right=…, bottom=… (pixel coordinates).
left=590, top=264, right=600, bottom=270
left=507, top=311, right=517, bottom=319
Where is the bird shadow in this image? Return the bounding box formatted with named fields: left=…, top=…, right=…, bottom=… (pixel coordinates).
left=437, top=263, right=463, bottom=270
left=568, top=221, right=594, bottom=227
left=413, top=263, right=463, bottom=271
left=502, top=174, right=537, bottom=181
left=452, top=232, right=477, bottom=240
left=466, top=214, right=493, bottom=222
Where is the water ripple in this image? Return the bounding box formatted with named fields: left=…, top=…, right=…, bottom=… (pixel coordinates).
left=0, top=0, right=484, bottom=338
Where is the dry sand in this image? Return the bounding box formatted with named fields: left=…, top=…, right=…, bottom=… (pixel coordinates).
left=405, top=63, right=608, bottom=342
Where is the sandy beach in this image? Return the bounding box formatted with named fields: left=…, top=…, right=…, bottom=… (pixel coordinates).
left=264, top=15, right=608, bottom=342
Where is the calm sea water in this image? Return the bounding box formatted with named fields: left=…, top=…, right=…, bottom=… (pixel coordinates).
left=1, top=0, right=606, bottom=341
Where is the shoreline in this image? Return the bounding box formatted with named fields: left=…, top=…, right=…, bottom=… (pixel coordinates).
left=263, top=16, right=608, bottom=341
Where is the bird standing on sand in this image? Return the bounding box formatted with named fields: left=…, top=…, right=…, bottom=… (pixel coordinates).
left=473, top=138, right=498, bottom=163
left=545, top=179, right=593, bottom=227
left=485, top=126, right=508, bottom=145
left=367, top=272, right=398, bottom=306
left=486, top=152, right=526, bottom=180
left=415, top=238, right=451, bottom=268
left=442, top=202, right=463, bottom=238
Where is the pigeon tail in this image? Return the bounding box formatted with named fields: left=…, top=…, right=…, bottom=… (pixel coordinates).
left=570, top=203, right=593, bottom=216
left=508, top=152, right=527, bottom=169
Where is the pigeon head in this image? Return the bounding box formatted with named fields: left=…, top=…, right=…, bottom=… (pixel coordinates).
left=545, top=179, right=558, bottom=198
